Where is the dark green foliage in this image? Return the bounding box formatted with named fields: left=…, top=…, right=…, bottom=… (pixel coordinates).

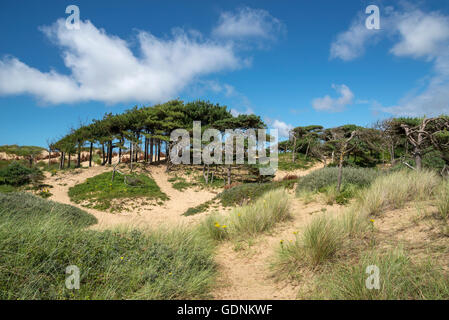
left=278, top=153, right=315, bottom=171
left=0, top=162, right=43, bottom=187
left=183, top=200, right=214, bottom=216
left=296, top=167, right=380, bottom=193
left=68, top=171, right=168, bottom=211
left=219, top=179, right=296, bottom=207
left=0, top=145, right=45, bottom=157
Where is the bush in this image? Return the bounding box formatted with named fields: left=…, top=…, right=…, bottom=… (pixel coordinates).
left=356, top=170, right=440, bottom=216
left=0, top=162, right=43, bottom=187
left=296, top=167, right=380, bottom=194
left=314, top=249, right=449, bottom=299
left=0, top=193, right=216, bottom=299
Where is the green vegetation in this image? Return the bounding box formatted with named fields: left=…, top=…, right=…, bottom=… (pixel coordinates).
left=200, top=189, right=291, bottom=241
left=437, top=179, right=449, bottom=219
left=0, top=162, right=43, bottom=187
left=0, top=192, right=216, bottom=299
left=183, top=179, right=296, bottom=216
left=278, top=153, right=315, bottom=171
left=356, top=169, right=439, bottom=216
left=296, top=167, right=380, bottom=193
left=0, top=145, right=45, bottom=156
left=168, top=176, right=190, bottom=191
left=295, top=167, right=380, bottom=205
left=68, top=171, right=168, bottom=212
left=183, top=200, right=214, bottom=216
left=219, top=179, right=296, bottom=207
left=314, top=249, right=449, bottom=300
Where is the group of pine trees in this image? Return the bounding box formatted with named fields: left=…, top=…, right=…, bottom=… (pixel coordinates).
left=49, top=100, right=265, bottom=181
left=50, top=98, right=449, bottom=186
left=283, top=116, right=449, bottom=173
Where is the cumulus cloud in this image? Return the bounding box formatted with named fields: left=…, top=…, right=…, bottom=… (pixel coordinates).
left=330, top=5, right=449, bottom=116
left=0, top=17, right=257, bottom=105
left=213, top=7, right=284, bottom=40
left=265, top=118, right=293, bottom=138
left=312, top=84, right=354, bottom=112
left=330, top=13, right=382, bottom=61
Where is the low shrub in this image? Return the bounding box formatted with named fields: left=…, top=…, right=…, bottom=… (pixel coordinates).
left=296, top=167, right=380, bottom=194
left=0, top=162, right=43, bottom=187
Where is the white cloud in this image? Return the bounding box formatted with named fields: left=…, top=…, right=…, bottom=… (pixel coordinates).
left=213, top=7, right=284, bottom=40
left=391, top=10, right=449, bottom=58
left=330, top=14, right=381, bottom=61
left=312, top=84, right=354, bottom=112
left=265, top=118, right=293, bottom=138
left=0, top=19, right=244, bottom=104
left=331, top=5, right=449, bottom=116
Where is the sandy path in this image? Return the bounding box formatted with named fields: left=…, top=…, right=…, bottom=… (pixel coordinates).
left=45, top=164, right=216, bottom=230
left=212, top=198, right=341, bottom=300
left=213, top=163, right=330, bottom=300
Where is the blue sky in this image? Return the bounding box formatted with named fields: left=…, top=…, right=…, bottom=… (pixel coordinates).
left=1, top=0, right=449, bottom=147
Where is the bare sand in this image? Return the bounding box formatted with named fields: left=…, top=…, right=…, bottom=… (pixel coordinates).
left=44, top=163, right=216, bottom=230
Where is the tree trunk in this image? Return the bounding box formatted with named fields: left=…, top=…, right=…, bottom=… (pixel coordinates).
left=227, top=165, right=231, bottom=185
left=61, top=152, right=65, bottom=169
left=68, top=153, right=71, bottom=169
left=108, top=140, right=112, bottom=165
left=415, top=149, right=422, bottom=171
left=203, top=165, right=211, bottom=184
left=102, top=144, right=105, bottom=165
left=144, top=136, right=148, bottom=163
left=148, top=137, right=152, bottom=163
left=292, top=136, right=297, bottom=162
left=130, top=142, right=134, bottom=173
left=118, top=139, right=122, bottom=164
left=59, top=152, right=63, bottom=170
left=77, top=145, right=81, bottom=168
left=89, top=142, right=93, bottom=167
left=48, top=149, right=51, bottom=167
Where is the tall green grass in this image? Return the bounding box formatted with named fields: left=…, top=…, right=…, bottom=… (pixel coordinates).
left=314, top=249, right=449, bottom=299
left=356, top=169, right=440, bottom=216
left=436, top=178, right=449, bottom=220
left=0, top=192, right=216, bottom=299
left=200, top=188, right=291, bottom=241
